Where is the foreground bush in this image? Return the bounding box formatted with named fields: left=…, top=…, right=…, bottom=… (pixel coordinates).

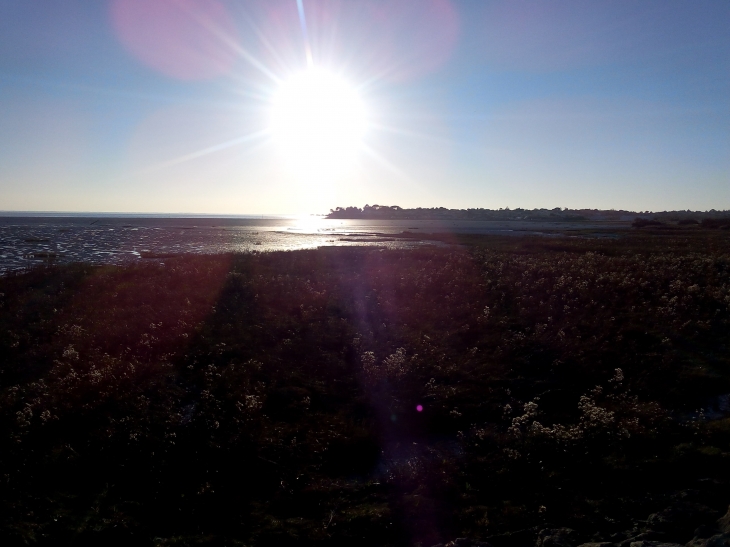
left=1, top=233, right=730, bottom=546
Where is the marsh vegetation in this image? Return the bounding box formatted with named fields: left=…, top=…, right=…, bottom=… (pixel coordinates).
left=1, top=232, right=730, bottom=546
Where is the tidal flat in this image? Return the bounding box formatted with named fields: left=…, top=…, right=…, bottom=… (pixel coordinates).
left=0, top=215, right=632, bottom=274
left=1, top=231, right=729, bottom=546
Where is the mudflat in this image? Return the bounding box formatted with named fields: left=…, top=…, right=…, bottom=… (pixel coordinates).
left=0, top=215, right=631, bottom=274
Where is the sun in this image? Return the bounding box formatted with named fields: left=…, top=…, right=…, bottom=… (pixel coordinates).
left=270, top=67, right=367, bottom=178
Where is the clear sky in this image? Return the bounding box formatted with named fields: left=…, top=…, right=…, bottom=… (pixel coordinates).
left=0, top=0, right=728, bottom=214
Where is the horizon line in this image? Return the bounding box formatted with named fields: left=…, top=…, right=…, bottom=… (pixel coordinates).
left=0, top=210, right=304, bottom=218
left=1, top=207, right=729, bottom=217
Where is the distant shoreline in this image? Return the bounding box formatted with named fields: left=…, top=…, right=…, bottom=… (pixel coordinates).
left=0, top=211, right=296, bottom=219
left=326, top=205, right=730, bottom=222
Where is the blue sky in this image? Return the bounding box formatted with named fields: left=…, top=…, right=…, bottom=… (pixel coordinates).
left=0, top=0, right=728, bottom=214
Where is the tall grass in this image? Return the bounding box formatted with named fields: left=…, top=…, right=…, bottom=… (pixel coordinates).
left=1, top=233, right=729, bottom=545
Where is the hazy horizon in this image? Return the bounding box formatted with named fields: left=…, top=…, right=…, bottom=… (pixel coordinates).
left=1, top=204, right=729, bottom=218
left=1, top=1, right=728, bottom=214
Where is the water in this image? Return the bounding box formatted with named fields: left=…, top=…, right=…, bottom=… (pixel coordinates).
left=0, top=215, right=435, bottom=273
left=0, top=214, right=628, bottom=274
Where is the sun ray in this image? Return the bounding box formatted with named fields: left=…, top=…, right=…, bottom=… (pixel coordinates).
left=176, top=0, right=281, bottom=83
left=132, top=130, right=271, bottom=178
left=296, top=0, right=314, bottom=68
left=234, top=9, right=292, bottom=78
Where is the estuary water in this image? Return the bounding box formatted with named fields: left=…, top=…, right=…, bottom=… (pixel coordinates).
left=0, top=213, right=628, bottom=274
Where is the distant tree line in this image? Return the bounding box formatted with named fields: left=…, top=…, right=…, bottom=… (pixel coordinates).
left=327, top=204, right=730, bottom=222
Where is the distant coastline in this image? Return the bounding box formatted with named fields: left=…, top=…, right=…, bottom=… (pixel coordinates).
left=0, top=211, right=295, bottom=219
left=326, top=204, right=730, bottom=222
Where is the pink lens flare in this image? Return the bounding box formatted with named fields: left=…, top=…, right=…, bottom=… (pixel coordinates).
left=110, top=0, right=238, bottom=80
left=416, top=404, right=423, bottom=412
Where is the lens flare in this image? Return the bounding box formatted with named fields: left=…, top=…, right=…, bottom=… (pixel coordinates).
left=110, top=0, right=238, bottom=80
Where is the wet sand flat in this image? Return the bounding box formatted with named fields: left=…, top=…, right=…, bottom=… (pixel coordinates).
left=0, top=215, right=630, bottom=273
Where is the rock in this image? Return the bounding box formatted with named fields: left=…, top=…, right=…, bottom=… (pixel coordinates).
left=537, top=528, right=579, bottom=547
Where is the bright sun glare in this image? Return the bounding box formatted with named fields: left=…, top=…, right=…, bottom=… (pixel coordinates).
left=271, top=67, right=367, bottom=177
